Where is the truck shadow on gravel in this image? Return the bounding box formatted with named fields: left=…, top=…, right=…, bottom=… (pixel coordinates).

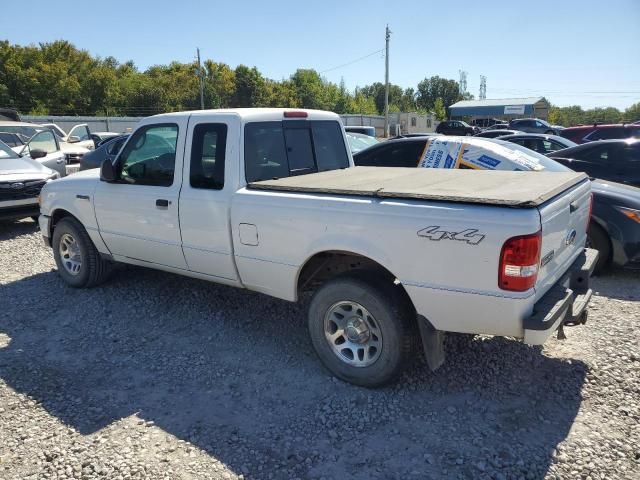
left=0, top=219, right=39, bottom=241
left=0, top=266, right=588, bottom=480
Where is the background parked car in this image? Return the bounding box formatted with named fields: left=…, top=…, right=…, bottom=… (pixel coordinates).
left=344, top=126, right=376, bottom=137
left=0, top=108, right=21, bottom=121
left=435, top=120, right=479, bottom=135
left=41, top=123, right=95, bottom=151
left=90, top=131, right=120, bottom=147
left=0, top=139, right=58, bottom=222
left=19, top=129, right=67, bottom=177
left=474, top=129, right=523, bottom=138
left=508, top=118, right=559, bottom=135
left=78, top=134, right=128, bottom=171
left=498, top=133, right=577, bottom=155
left=345, top=132, right=379, bottom=154
left=548, top=139, right=640, bottom=187
left=588, top=180, right=640, bottom=272
left=560, top=123, right=640, bottom=144
left=470, top=118, right=503, bottom=128
left=484, top=123, right=509, bottom=130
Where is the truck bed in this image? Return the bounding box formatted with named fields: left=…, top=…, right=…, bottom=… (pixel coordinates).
left=249, top=167, right=588, bottom=208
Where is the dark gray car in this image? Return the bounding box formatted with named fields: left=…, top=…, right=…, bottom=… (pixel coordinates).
left=498, top=133, right=577, bottom=155
left=79, top=134, right=129, bottom=171
left=509, top=118, right=559, bottom=135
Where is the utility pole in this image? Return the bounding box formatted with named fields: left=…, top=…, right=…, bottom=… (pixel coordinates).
left=479, top=75, right=487, bottom=100
left=197, top=48, right=205, bottom=110
left=384, top=25, right=391, bottom=138
left=459, top=70, right=467, bottom=96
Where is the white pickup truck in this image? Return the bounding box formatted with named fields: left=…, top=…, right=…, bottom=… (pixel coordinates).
left=38, top=109, right=598, bottom=386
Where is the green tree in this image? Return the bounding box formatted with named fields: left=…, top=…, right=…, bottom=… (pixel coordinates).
left=434, top=97, right=447, bottom=120
left=232, top=65, right=266, bottom=107
left=624, top=102, right=640, bottom=122
left=416, top=76, right=463, bottom=112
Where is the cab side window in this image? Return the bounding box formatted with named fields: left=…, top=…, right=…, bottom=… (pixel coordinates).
left=190, top=123, right=227, bottom=190
left=118, top=124, right=178, bottom=187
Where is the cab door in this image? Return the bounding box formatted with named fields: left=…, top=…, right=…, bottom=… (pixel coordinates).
left=179, top=116, right=239, bottom=281
left=67, top=124, right=95, bottom=150
left=25, top=130, right=66, bottom=177
left=93, top=120, right=188, bottom=269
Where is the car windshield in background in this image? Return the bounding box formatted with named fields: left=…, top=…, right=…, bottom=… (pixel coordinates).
left=0, top=140, right=20, bottom=159
left=346, top=132, right=379, bottom=153
left=0, top=132, right=24, bottom=147
left=490, top=139, right=571, bottom=172
left=0, top=125, right=40, bottom=141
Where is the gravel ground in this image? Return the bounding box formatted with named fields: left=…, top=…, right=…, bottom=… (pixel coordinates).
left=0, top=219, right=638, bottom=480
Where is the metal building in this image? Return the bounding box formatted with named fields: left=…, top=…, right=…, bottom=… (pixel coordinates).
left=449, top=97, right=550, bottom=121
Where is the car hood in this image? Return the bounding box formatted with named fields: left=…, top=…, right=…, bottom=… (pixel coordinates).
left=60, top=142, right=90, bottom=154
left=0, top=156, right=54, bottom=179
left=592, top=179, right=640, bottom=206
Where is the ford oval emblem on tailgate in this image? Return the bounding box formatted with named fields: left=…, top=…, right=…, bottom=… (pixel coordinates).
left=565, top=229, right=577, bottom=246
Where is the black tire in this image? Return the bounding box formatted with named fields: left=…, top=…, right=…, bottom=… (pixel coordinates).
left=307, top=273, right=416, bottom=387
left=52, top=216, right=112, bottom=288
left=587, top=222, right=611, bottom=274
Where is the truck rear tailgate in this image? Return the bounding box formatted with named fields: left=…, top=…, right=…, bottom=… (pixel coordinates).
left=535, top=178, right=592, bottom=299
left=249, top=167, right=588, bottom=208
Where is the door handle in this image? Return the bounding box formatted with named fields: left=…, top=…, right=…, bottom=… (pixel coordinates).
left=156, top=199, right=170, bottom=208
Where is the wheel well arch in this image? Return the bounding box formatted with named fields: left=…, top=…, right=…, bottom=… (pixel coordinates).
left=296, top=250, right=415, bottom=311
left=49, top=209, right=78, bottom=236
left=588, top=218, right=613, bottom=261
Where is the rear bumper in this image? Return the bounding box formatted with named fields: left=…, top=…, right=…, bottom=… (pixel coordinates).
left=523, top=248, right=598, bottom=345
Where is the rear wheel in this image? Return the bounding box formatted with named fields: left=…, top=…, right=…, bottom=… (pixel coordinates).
left=586, top=222, right=611, bottom=274
left=52, top=217, right=112, bottom=288
left=307, top=273, right=415, bottom=387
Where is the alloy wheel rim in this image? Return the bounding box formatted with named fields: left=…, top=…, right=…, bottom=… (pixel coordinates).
left=323, top=301, right=383, bottom=367
left=59, top=233, right=82, bottom=276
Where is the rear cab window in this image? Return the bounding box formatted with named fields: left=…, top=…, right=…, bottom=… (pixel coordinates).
left=244, top=120, right=349, bottom=182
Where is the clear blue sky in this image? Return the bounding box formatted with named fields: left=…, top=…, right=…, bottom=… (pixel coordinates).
left=3, top=0, right=639, bottom=109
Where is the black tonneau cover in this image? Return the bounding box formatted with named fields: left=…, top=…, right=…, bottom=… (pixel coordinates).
left=248, top=167, right=588, bottom=208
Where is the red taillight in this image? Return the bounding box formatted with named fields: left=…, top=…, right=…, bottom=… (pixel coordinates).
left=587, top=193, right=593, bottom=232
left=498, top=231, right=541, bottom=292
left=283, top=111, right=308, bottom=118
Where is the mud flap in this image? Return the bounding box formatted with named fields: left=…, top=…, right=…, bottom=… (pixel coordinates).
left=417, top=315, right=445, bottom=371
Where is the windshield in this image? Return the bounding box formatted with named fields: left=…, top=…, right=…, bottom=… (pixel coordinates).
left=490, top=139, right=571, bottom=171
left=0, top=132, right=24, bottom=147
left=459, top=121, right=471, bottom=127
left=346, top=133, right=379, bottom=153
left=0, top=125, right=40, bottom=141
left=0, top=140, right=20, bottom=159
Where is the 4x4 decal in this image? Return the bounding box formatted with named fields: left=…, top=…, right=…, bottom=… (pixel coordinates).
left=417, top=226, right=485, bottom=245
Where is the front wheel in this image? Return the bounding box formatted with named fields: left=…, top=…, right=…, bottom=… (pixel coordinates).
left=307, top=274, right=415, bottom=387
left=52, top=217, right=112, bottom=288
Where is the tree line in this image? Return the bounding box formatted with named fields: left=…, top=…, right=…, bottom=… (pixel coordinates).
left=1, top=40, right=638, bottom=125
left=0, top=40, right=467, bottom=119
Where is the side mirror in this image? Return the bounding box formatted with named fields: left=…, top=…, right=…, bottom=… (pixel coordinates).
left=68, top=135, right=80, bottom=143
left=30, top=148, right=47, bottom=159
left=100, top=158, right=118, bottom=182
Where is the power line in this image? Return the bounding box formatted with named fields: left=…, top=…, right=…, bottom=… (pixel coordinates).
left=319, top=48, right=384, bottom=74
